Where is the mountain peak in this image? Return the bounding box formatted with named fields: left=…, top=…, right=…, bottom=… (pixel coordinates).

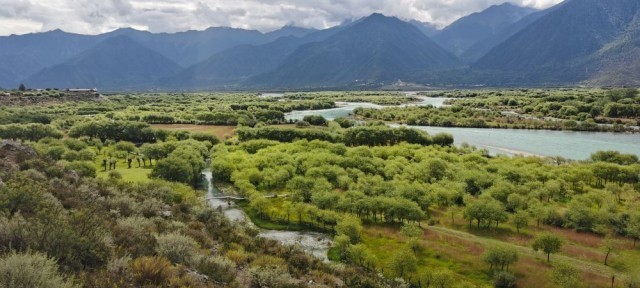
left=248, top=13, right=460, bottom=88
left=365, top=13, right=393, bottom=21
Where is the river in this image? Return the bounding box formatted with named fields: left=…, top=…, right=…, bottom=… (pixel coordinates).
left=202, top=171, right=333, bottom=261
left=402, top=125, right=640, bottom=160
left=284, top=96, right=451, bottom=122
left=285, top=97, right=640, bottom=160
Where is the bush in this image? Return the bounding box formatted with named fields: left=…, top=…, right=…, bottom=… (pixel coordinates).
left=151, top=157, right=194, bottom=184
left=155, top=233, right=200, bottom=265
left=248, top=266, right=300, bottom=288
left=0, top=252, right=75, bottom=288
left=191, top=133, right=220, bottom=146
left=295, top=120, right=310, bottom=128
left=303, top=115, right=327, bottom=126
left=113, top=216, right=157, bottom=257
left=114, top=141, right=137, bottom=153
left=63, top=138, right=88, bottom=151
left=130, top=256, right=174, bottom=286
left=66, top=161, right=97, bottom=178
left=76, top=149, right=96, bottom=161
left=494, top=271, right=517, bottom=288
left=108, top=170, right=123, bottom=180
left=197, top=256, right=236, bottom=284
left=44, top=146, right=67, bottom=161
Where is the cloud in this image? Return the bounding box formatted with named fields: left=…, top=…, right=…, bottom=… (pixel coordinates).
left=0, top=0, right=564, bottom=35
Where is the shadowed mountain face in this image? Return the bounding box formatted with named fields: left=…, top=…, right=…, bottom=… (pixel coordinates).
left=26, top=36, right=181, bottom=89
left=410, top=20, right=440, bottom=37
left=162, top=25, right=348, bottom=89
left=473, top=0, right=640, bottom=84
left=248, top=13, right=461, bottom=89
left=460, top=7, right=553, bottom=63
left=433, top=3, right=537, bottom=58
left=0, top=30, right=101, bottom=84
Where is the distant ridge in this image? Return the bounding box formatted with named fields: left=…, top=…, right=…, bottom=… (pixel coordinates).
left=26, top=36, right=181, bottom=89
left=248, top=13, right=461, bottom=89
left=3, top=2, right=640, bottom=90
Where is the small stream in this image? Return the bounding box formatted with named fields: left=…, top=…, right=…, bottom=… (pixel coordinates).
left=202, top=171, right=333, bottom=261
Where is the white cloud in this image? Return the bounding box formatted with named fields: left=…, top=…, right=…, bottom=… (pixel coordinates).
left=0, top=0, right=564, bottom=35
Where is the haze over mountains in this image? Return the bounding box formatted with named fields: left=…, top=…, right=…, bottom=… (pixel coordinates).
left=2, top=0, right=640, bottom=90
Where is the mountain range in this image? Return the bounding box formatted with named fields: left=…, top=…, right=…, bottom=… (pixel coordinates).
left=2, top=0, right=640, bottom=90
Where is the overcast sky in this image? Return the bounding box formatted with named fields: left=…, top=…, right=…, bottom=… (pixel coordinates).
left=0, top=0, right=564, bottom=36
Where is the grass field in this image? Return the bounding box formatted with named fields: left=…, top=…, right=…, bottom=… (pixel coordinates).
left=94, top=157, right=153, bottom=183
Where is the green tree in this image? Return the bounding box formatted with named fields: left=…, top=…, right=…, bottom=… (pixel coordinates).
left=400, top=223, right=424, bottom=255
left=464, top=197, right=507, bottom=229
left=18, top=83, right=26, bottom=91
left=335, top=215, right=363, bottom=244
left=388, top=248, right=417, bottom=279
left=431, top=269, right=455, bottom=288
left=512, top=210, right=529, bottom=234
left=532, top=233, right=563, bottom=262
left=334, top=234, right=351, bottom=260
left=287, top=176, right=316, bottom=203
left=627, top=211, right=640, bottom=247
left=400, top=223, right=423, bottom=238
left=483, top=246, right=518, bottom=271
left=493, top=271, right=517, bottom=288
left=551, top=263, right=580, bottom=288
left=151, top=157, right=193, bottom=184
left=602, top=234, right=619, bottom=266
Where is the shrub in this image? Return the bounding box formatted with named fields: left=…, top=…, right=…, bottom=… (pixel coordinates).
left=191, top=133, right=220, bottom=146
left=114, top=141, right=137, bottom=153
left=108, top=170, right=123, bottom=180
left=77, top=149, right=96, bottom=161
left=494, top=271, right=517, bottom=288
left=130, top=256, right=174, bottom=286
left=0, top=252, right=75, bottom=288
left=197, top=256, right=236, bottom=284
left=248, top=265, right=300, bottom=288
left=113, top=217, right=157, bottom=257
left=155, top=233, right=200, bottom=265
left=63, top=138, right=87, bottom=151
left=66, top=161, right=97, bottom=178
left=303, top=115, right=327, bottom=126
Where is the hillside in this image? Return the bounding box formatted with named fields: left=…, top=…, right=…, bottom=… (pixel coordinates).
left=25, top=36, right=181, bottom=89
left=249, top=13, right=461, bottom=89
left=0, top=30, right=100, bottom=86
left=409, top=20, right=440, bottom=37
left=433, top=3, right=537, bottom=58
left=474, top=0, right=640, bottom=84
left=162, top=24, right=348, bottom=89
left=584, top=13, right=640, bottom=86
left=460, top=7, right=553, bottom=62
